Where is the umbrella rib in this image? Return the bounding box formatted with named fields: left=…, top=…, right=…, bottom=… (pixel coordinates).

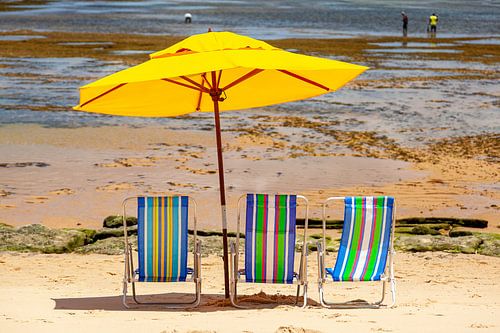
left=161, top=78, right=209, bottom=93
left=79, top=83, right=127, bottom=108
left=201, top=73, right=213, bottom=90
left=180, top=76, right=211, bottom=93
left=221, top=68, right=264, bottom=91
left=216, top=70, right=222, bottom=88
left=196, top=76, right=205, bottom=111
left=278, top=70, right=330, bottom=91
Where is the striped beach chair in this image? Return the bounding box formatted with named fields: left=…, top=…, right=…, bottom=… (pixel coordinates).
left=122, top=196, right=201, bottom=308
left=317, top=196, right=396, bottom=308
left=229, top=193, right=309, bottom=308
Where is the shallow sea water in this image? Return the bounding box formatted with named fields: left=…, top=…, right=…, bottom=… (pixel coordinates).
left=0, top=0, right=499, bottom=146
left=1, top=0, right=499, bottom=38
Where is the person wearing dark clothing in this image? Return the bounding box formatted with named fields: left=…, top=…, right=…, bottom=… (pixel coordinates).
left=401, top=11, right=408, bottom=36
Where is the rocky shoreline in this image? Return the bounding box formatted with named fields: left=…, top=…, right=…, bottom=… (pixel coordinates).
left=1, top=216, right=498, bottom=257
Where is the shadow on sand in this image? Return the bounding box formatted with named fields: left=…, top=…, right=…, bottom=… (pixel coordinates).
left=53, top=292, right=318, bottom=312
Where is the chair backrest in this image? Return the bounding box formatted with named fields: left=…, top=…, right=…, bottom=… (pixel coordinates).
left=329, top=196, right=394, bottom=282
left=137, top=196, right=189, bottom=282
left=244, top=194, right=297, bottom=284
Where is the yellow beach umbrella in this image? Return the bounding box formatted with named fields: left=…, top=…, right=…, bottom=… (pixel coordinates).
left=74, top=30, right=368, bottom=298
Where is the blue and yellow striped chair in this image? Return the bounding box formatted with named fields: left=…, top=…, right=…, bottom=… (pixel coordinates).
left=317, top=196, right=396, bottom=308
left=122, top=196, right=201, bottom=308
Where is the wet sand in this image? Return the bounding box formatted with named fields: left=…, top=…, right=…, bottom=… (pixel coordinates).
left=0, top=123, right=498, bottom=231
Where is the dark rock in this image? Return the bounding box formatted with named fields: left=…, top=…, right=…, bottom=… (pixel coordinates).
left=396, top=223, right=451, bottom=231
left=395, top=235, right=482, bottom=254
left=94, top=226, right=137, bottom=240
left=297, top=218, right=343, bottom=229
left=0, top=162, right=50, bottom=168
left=397, top=217, right=487, bottom=229
left=63, top=228, right=96, bottom=244
left=449, top=227, right=473, bottom=237
left=75, top=236, right=137, bottom=255
left=193, top=229, right=244, bottom=238
left=477, top=234, right=500, bottom=257
left=410, top=226, right=441, bottom=236
left=0, top=224, right=90, bottom=253
left=309, top=233, right=331, bottom=241
left=103, top=215, right=137, bottom=228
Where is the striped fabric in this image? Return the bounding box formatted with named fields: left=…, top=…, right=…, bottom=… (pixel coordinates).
left=244, top=194, right=297, bottom=284
left=326, top=196, right=394, bottom=282
left=136, top=196, right=189, bottom=282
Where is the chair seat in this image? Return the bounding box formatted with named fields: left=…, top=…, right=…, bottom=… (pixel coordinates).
left=325, top=267, right=382, bottom=282
left=238, top=269, right=299, bottom=284
left=135, top=267, right=194, bottom=282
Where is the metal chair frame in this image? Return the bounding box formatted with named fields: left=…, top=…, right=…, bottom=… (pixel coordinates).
left=317, top=196, right=396, bottom=308
left=122, top=195, right=201, bottom=309
left=229, top=194, right=309, bottom=308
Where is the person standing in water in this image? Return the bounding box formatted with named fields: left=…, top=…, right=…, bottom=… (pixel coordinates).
left=401, top=11, right=408, bottom=36
left=428, top=13, right=438, bottom=36
left=184, top=13, right=192, bottom=24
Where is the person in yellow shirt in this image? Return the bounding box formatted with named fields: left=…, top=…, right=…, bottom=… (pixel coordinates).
left=429, top=13, right=438, bottom=33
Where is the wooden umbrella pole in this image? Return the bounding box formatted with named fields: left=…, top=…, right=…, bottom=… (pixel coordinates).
left=211, top=72, right=230, bottom=299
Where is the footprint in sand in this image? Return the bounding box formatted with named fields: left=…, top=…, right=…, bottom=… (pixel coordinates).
left=25, top=196, right=49, bottom=204
left=95, top=157, right=156, bottom=168
left=0, top=190, right=13, bottom=197
left=0, top=204, right=16, bottom=209
left=49, top=188, right=75, bottom=195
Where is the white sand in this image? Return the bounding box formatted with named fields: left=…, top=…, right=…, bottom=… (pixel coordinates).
left=0, top=251, right=498, bottom=332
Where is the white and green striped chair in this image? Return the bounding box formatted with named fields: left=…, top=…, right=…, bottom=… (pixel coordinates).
left=317, top=196, right=396, bottom=308
left=229, top=193, right=309, bottom=308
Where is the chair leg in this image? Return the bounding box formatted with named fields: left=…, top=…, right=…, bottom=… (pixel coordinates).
left=295, top=284, right=301, bottom=305
left=388, top=277, right=396, bottom=308
left=122, top=280, right=129, bottom=308
left=301, top=283, right=308, bottom=308
left=229, top=241, right=245, bottom=308
left=319, top=280, right=389, bottom=309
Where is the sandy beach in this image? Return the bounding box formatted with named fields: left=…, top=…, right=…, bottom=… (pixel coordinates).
left=0, top=251, right=498, bottom=332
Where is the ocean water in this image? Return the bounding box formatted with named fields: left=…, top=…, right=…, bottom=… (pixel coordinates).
left=0, top=0, right=499, bottom=145
left=1, top=0, right=499, bottom=38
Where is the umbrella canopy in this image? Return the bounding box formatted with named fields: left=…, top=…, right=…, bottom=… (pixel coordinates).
left=74, top=31, right=367, bottom=116
left=74, top=31, right=368, bottom=299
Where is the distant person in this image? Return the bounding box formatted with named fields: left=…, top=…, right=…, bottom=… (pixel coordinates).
left=401, top=11, right=408, bottom=36
left=184, top=13, right=192, bottom=24
left=428, top=13, right=438, bottom=36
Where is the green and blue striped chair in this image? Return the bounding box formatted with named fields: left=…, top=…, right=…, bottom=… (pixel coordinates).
left=317, top=196, right=396, bottom=308
left=229, top=193, right=309, bottom=308
left=122, top=196, right=201, bottom=308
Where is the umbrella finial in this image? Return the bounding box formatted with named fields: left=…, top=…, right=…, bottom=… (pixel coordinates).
left=208, top=27, right=212, bottom=32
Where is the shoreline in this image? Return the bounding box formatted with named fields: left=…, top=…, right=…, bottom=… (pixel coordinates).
left=1, top=123, right=498, bottom=230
